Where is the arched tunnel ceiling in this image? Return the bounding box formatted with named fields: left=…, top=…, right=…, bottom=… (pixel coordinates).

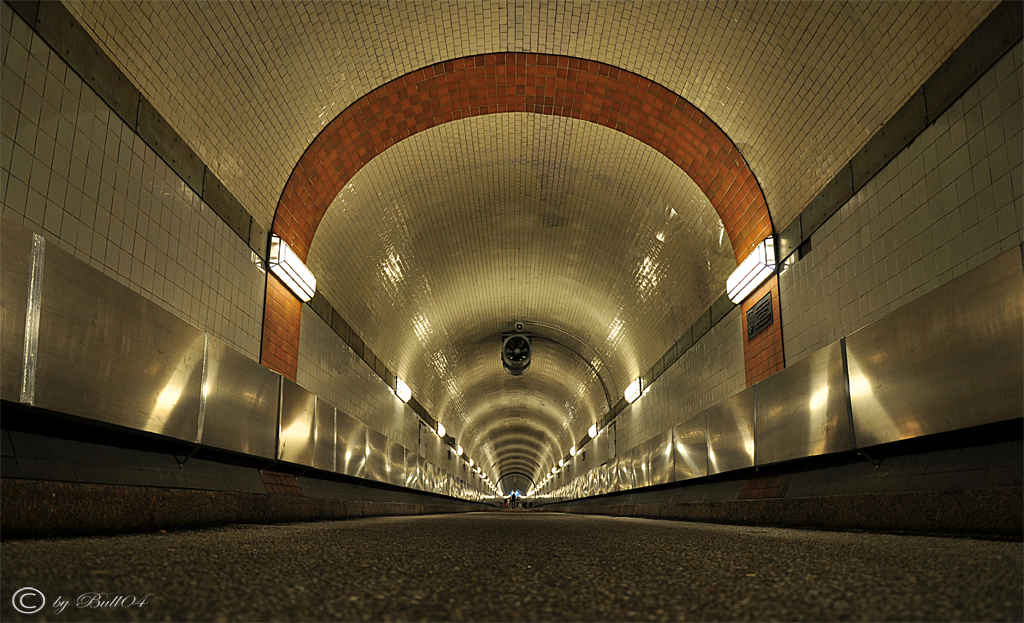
left=65, top=0, right=995, bottom=233
left=304, top=114, right=735, bottom=482
left=63, top=1, right=999, bottom=484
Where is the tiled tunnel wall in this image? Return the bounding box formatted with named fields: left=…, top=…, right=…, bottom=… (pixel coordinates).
left=297, top=306, right=421, bottom=452
left=1, top=3, right=426, bottom=453
left=2, top=0, right=1021, bottom=498
left=780, top=41, right=1023, bottom=363
left=0, top=5, right=264, bottom=361
left=601, top=39, right=1023, bottom=465
left=615, top=307, right=745, bottom=453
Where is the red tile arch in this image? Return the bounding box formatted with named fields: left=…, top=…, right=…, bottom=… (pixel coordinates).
left=264, top=53, right=776, bottom=381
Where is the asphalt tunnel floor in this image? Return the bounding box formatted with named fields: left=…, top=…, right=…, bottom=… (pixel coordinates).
left=1, top=511, right=1021, bottom=621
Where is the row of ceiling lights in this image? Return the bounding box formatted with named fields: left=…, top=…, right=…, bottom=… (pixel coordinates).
left=272, top=229, right=776, bottom=498
left=432, top=422, right=501, bottom=495
left=267, top=236, right=500, bottom=495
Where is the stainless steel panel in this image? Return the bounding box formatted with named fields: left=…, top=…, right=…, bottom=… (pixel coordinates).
left=405, top=449, right=420, bottom=489
left=597, top=462, right=608, bottom=495
left=847, top=249, right=1024, bottom=447
left=755, top=340, right=853, bottom=465
left=34, top=242, right=203, bottom=442
left=672, top=414, right=708, bottom=481
left=625, top=447, right=638, bottom=490
left=616, top=452, right=633, bottom=491
left=650, top=429, right=675, bottom=485
left=0, top=219, right=32, bottom=403
left=279, top=379, right=316, bottom=466
left=636, top=441, right=651, bottom=489
left=201, top=337, right=279, bottom=458
left=364, top=428, right=389, bottom=483
left=389, top=442, right=406, bottom=486
left=706, top=386, right=756, bottom=475
left=313, top=399, right=336, bottom=472
left=422, top=460, right=434, bottom=493
left=336, top=410, right=366, bottom=478
left=607, top=457, right=619, bottom=492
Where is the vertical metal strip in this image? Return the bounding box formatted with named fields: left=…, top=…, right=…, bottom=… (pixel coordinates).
left=331, top=407, right=337, bottom=473
left=703, top=410, right=709, bottom=477
left=752, top=384, right=758, bottom=467
left=196, top=334, right=210, bottom=444
left=20, top=234, right=45, bottom=406
left=840, top=336, right=858, bottom=450
left=276, top=375, right=284, bottom=461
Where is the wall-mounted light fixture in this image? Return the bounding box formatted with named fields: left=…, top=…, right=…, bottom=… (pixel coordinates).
left=456, top=445, right=464, bottom=456
left=558, top=458, right=564, bottom=467
left=268, top=235, right=316, bottom=301
left=588, top=424, right=598, bottom=438
left=436, top=422, right=446, bottom=437
left=726, top=237, right=776, bottom=303
left=394, top=377, right=412, bottom=402
left=625, top=378, right=642, bottom=403
left=569, top=445, right=577, bottom=457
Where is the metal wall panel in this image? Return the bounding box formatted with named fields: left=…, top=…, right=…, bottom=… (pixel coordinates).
left=755, top=340, right=853, bottom=465
left=630, top=444, right=643, bottom=489
left=34, top=242, right=203, bottom=442
left=617, top=453, right=633, bottom=491
left=421, top=459, right=433, bottom=492
left=631, top=443, right=648, bottom=489
left=279, top=379, right=316, bottom=466
left=365, top=428, right=389, bottom=483
left=389, top=442, right=406, bottom=486
left=313, top=399, right=336, bottom=472
left=706, top=386, right=755, bottom=475
left=202, top=337, right=279, bottom=458
left=406, top=449, right=420, bottom=489
left=672, top=413, right=708, bottom=481
left=336, top=410, right=366, bottom=478
left=607, top=457, right=619, bottom=492
left=847, top=249, right=1024, bottom=447
left=650, top=429, right=675, bottom=485
left=0, top=219, right=32, bottom=403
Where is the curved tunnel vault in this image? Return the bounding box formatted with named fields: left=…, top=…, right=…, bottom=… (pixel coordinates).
left=263, top=53, right=774, bottom=485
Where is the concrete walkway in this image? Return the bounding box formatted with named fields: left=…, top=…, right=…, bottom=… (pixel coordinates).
left=2, top=512, right=1021, bottom=621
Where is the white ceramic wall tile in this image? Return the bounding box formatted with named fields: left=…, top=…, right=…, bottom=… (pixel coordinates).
left=615, top=308, right=745, bottom=453
left=780, top=42, right=1023, bottom=364
left=297, top=306, right=420, bottom=452
left=1, top=5, right=264, bottom=361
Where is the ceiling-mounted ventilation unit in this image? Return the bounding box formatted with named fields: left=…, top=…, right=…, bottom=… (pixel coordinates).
left=502, top=332, right=531, bottom=376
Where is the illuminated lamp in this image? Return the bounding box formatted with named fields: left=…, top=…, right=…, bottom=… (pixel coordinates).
left=625, top=379, right=641, bottom=403
left=726, top=237, right=776, bottom=304
left=395, top=377, right=412, bottom=402
left=268, top=235, right=316, bottom=302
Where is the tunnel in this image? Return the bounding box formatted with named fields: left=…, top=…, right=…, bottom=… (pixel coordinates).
left=1, top=1, right=1022, bottom=620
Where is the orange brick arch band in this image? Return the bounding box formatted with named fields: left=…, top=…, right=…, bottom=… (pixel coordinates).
left=262, top=52, right=779, bottom=382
